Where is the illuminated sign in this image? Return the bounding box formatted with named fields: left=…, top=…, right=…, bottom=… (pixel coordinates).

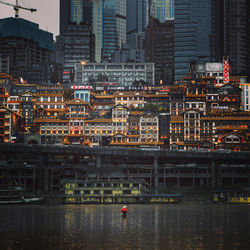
left=223, top=57, right=230, bottom=83
left=71, top=86, right=92, bottom=90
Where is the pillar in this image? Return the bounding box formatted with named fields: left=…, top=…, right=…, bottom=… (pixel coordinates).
left=211, top=159, right=215, bottom=187
left=193, top=170, right=195, bottom=187
left=33, top=169, right=36, bottom=193
left=154, top=156, right=158, bottom=194
left=96, top=154, right=101, bottom=168
left=38, top=154, right=46, bottom=194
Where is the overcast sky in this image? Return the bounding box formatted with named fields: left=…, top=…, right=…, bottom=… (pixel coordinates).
left=0, top=0, right=59, bottom=38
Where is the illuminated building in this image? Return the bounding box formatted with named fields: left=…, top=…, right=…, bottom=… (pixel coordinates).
left=0, top=106, right=24, bottom=143
left=66, top=98, right=91, bottom=144
left=139, top=112, right=159, bottom=143
left=114, top=91, right=145, bottom=108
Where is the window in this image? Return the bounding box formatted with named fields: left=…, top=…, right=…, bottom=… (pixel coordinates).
left=104, top=190, right=112, bottom=194
left=123, top=190, right=131, bottom=195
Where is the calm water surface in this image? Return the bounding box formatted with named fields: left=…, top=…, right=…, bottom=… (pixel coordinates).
left=0, top=204, right=249, bottom=250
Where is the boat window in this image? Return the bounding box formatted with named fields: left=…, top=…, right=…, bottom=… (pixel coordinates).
left=123, top=190, right=131, bottom=195
left=104, top=190, right=112, bottom=194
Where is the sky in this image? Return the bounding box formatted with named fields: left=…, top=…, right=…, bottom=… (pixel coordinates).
left=0, top=0, right=59, bottom=38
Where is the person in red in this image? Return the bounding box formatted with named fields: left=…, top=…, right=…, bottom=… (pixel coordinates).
left=121, top=205, right=127, bottom=215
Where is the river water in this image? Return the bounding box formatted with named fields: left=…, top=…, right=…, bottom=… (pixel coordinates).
left=0, top=204, right=249, bottom=250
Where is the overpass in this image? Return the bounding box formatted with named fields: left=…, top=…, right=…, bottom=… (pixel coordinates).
left=0, top=143, right=249, bottom=194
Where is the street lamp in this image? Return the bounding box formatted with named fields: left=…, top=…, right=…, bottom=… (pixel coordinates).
left=80, top=60, right=86, bottom=66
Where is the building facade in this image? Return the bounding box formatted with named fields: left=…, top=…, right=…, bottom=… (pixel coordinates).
left=127, top=0, right=147, bottom=50
left=174, top=0, right=211, bottom=81
left=0, top=18, right=53, bottom=84
left=211, top=0, right=249, bottom=77
left=92, top=0, right=127, bottom=63
left=63, top=23, right=95, bottom=85
left=60, top=0, right=92, bottom=35
left=145, top=18, right=174, bottom=84
left=147, top=0, right=175, bottom=23
left=75, top=62, right=155, bottom=86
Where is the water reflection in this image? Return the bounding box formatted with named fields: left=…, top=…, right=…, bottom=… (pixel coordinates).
left=0, top=204, right=249, bottom=249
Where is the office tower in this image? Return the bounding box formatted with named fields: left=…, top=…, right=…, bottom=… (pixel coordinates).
left=63, top=23, right=95, bottom=84
left=211, top=0, right=248, bottom=77
left=92, top=0, right=126, bottom=62
left=0, top=18, right=53, bottom=83
left=92, top=0, right=104, bottom=62
left=174, top=0, right=211, bottom=81
left=60, top=0, right=92, bottom=35
left=147, top=0, right=174, bottom=23
left=102, top=1, right=116, bottom=61
left=247, top=0, right=250, bottom=81
left=127, top=0, right=147, bottom=50
left=145, top=18, right=174, bottom=84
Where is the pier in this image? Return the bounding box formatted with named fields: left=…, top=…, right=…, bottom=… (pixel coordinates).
left=0, top=143, right=250, bottom=194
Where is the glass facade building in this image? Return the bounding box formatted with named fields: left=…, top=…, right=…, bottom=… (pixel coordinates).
left=92, top=0, right=126, bottom=62
left=174, top=0, right=211, bottom=81
left=147, top=0, right=175, bottom=23
left=103, top=4, right=116, bottom=61
left=127, top=0, right=147, bottom=49
left=60, top=0, right=92, bottom=34
left=92, top=0, right=104, bottom=62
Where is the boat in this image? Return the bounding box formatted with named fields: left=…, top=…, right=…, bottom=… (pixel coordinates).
left=213, top=189, right=250, bottom=204
left=0, top=185, right=43, bottom=205
left=60, top=177, right=183, bottom=204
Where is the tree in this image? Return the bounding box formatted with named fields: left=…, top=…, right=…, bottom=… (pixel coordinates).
left=63, top=89, right=74, bottom=101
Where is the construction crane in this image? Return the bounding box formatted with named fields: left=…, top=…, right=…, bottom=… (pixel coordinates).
left=0, top=0, right=37, bottom=18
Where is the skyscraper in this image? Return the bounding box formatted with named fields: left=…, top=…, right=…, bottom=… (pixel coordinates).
left=147, top=0, right=175, bottom=23
left=127, top=0, right=147, bottom=50
left=92, top=0, right=126, bottom=62
left=145, top=17, right=174, bottom=84
left=60, top=0, right=92, bottom=35
left=211, top=0, right=248, bottom=77
left=174, top=0, right=211, bottom=81
left=92, top=0, right=104, bottom=62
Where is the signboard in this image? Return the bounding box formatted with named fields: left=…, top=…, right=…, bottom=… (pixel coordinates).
left=71, top=86, right=92, bottom=90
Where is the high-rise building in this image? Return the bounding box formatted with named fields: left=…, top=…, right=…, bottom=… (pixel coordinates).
left=60, top=0, right=92, bottom=35
left=211, top=0, right=248, bottom=77
left=147, top=0, right=175, bottom=24
left=145, top=18, right=174, bottom=84
left=92, top=0, right=126, bottom=62
left=92, top=0, right=104, bottom=62
left=247, top=0, right=250, bottom=81
left=0, top=18, right=53, bottom=83
left=63, top=23, right=95, bottom=85
left=127, top=0, right=147, bottom=50
left=174, top=0, right=211, bottom=81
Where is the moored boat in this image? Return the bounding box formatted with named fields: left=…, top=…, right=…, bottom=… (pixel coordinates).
left=0, top=185, right=43, bottom=205
left=61, top=178, right=183, bottom=204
